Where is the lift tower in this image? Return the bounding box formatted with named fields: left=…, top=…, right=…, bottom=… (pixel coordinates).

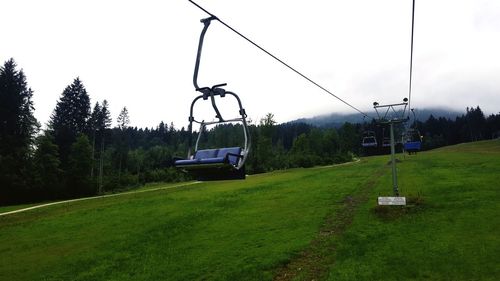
left=373, top=98, right=408, bottom=204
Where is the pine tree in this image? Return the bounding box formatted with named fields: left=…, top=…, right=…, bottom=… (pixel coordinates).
left=260, top=113, right=277, bottom=139
left=32, top=133, right=62, bottom=199
left=116, top=107, right=130, bottom=183
left=49, top=77, right=91, bottom=167
left=252, top=113, right=277, bottom=172
left=117, top=106, right=130, bottom=129
left=466, top=106, right=486, bottom=141
left=97, top=100, right=111, bottom=193
left=67, top=134, right=93, bottom=196
left=89, top=101, right=102, bottom=180
left=0, top=58, right=39, bottom=204
left=100, top=100, right=112, bottom=130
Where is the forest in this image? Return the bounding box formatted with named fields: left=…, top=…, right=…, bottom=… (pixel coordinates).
left=1, top=58, right=500, bottom=205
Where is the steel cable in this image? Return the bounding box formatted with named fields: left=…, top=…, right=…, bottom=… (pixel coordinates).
left=188, top=0, right=373, bottom=120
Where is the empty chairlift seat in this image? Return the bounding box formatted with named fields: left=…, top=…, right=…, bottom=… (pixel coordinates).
left=362, top=136, right=378, bottom=148
left=175, top=147, right=242, bottom=168
left=174, top=147, right=246, bottom=181
left=404, top=129, right=422, bottom=154
left=404, top=141, right=421, bottom=151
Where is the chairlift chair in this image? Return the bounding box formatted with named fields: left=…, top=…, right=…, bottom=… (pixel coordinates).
left=174, top=16, right=251, bottom=181
left=382, top=137, right=391, bottom=147
left=404, top=109, right=422, bottom=154
left=403, top=128, right=421, bottom=154
left=361, top=131, right=378, bottom=148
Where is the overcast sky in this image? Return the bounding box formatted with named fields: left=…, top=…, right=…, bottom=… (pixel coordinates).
left=1, top=0, right=499, bottom=129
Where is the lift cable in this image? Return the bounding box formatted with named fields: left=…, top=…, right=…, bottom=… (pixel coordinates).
left=407, top=0, right=416, bottom=115
left=188, top=0, right=373, bottom=120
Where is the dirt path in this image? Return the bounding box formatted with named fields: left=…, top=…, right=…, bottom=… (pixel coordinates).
left=0, top=181, right=200, bottom=217
left=273, top=167, right=385, bottom=281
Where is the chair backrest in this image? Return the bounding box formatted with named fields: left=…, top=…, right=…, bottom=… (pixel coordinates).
left=363, top=137, right=376, bottom=144
left=194, top=149, right=219, bottom=160
left=216, top=147, right=242, bottom=165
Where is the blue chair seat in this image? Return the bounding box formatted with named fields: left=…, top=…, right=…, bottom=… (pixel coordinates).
left=404, top=141, right=421, bottom=151
left=174, top=147, right=242, bottom=168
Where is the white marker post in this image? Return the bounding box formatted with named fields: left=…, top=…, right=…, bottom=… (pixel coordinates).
left=378, top=196, right=406, bottom=206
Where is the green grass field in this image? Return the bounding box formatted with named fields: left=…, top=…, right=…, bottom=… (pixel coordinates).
left=1, top=140, right=499, bottom=280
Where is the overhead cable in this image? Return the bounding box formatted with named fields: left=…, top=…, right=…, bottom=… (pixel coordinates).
left=407, top=0, right=416, bottom=114
left=188, top=0, right=373, bottom=120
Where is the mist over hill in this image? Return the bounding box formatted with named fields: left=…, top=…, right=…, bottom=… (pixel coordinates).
left=292, top=108, right=464, bottom=128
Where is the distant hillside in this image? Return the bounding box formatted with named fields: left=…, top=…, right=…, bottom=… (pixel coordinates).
left=293, top=108, right=463, bottom=128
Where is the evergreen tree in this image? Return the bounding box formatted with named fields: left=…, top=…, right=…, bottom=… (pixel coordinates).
left=49, top=77, right=91, bottom=166
left=67, top=134, right=93, bottom=196
left=116, top=107, right=130, bottom=183
left=260, top=113, right=277, bottom=140
left=250, top=114, right=277, bottom=173
left=32, top=133, right=62, bottom=199
left=100, top=100, right=112, bottom=131
left=486, top=113, right=500, bottom=138
left=89, top=101, right=102, bottom=180
left=338, top=122, right=357, bottom=153
left=466, top=106, right=486, bottom=141
left=89, top=100, right=112, bottom=190
left=0, top=58, right=39, bottom=204
left=97, top=100, right=112, bottom=192
left=89, top=102, right=102, bottom=134
left=117, top=107, right=130, bottom=130
left=322, top=128, right=340, bottom=162
left=290, top=133, right=313, bottom=167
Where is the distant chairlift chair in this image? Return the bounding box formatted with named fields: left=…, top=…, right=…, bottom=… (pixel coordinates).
left=362, top=131, right=378, bottom=148
left=382, top=137, right=391, bottom=148
left=403, top=128, right=422, bottom=154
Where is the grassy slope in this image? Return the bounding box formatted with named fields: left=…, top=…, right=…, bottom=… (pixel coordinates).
left=0, top=159, right=382, bottom=281
left=0, top=182, right=198, bottom=214
left=326, top=140, right=500, bottom=281
left=0, top=140, right=498, bottom=281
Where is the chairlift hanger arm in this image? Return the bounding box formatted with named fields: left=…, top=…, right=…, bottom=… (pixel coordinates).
left=193, top=16, right=217, bottom=90
left=188, top=91, right=247, bottom=125
left=192, top=15, right=229, bottom=122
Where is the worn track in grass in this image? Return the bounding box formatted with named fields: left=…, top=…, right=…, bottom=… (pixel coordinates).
left=274, top=166, right=386, bottom=281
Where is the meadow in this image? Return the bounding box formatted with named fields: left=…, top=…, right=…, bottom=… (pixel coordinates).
left=0, top=140, right=498, bottom=280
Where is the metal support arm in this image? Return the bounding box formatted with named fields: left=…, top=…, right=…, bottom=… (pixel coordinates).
left=193, top=16, right=216, bottom=90
left=192, top=16, right=228, bottom=122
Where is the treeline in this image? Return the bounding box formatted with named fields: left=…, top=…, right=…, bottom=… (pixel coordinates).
left=201, top=115, right=360, bottom=174
left=415, top=106, right=500, bottom=149
left=0, top=59, right=203, bottom=205
left=1, top=58, right=499, bottom=205
left=0, top=59, right=359, bottom=205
